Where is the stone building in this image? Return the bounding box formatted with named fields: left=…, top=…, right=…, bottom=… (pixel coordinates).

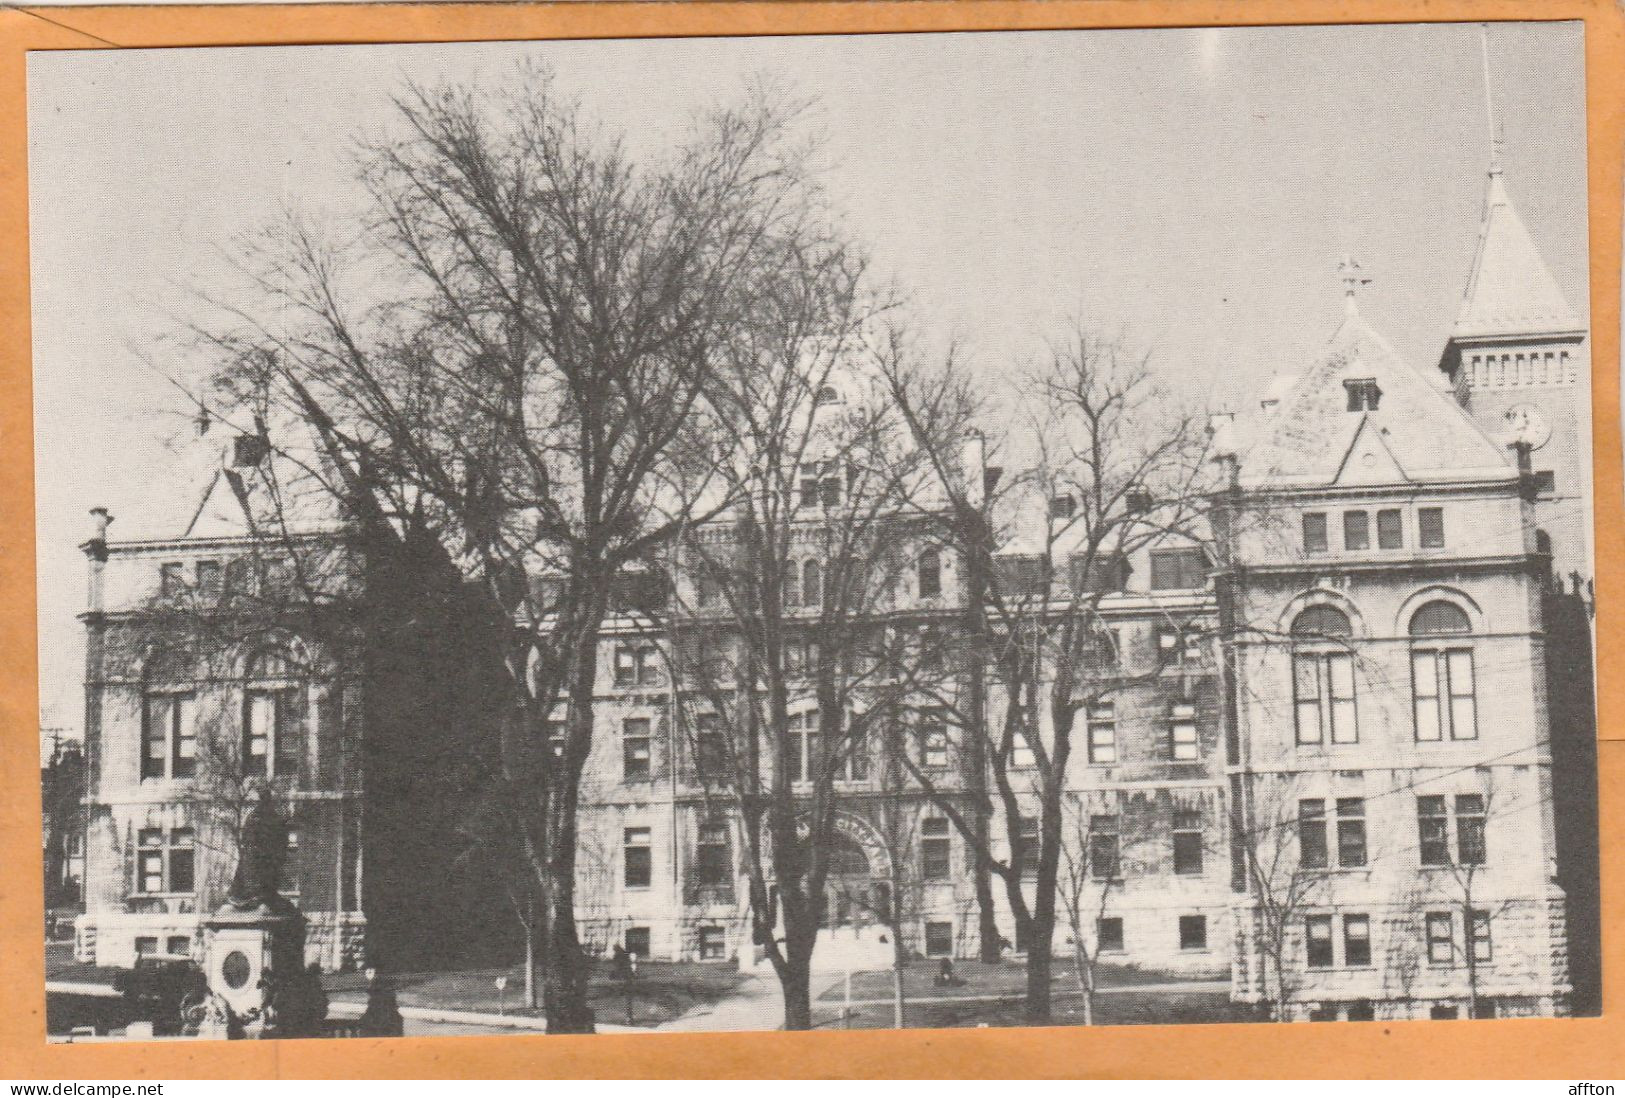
left=69, top=159, right=1592, bottom=1018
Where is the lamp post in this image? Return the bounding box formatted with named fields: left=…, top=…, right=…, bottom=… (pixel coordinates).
left=624, top=954, right=638, bottom=1025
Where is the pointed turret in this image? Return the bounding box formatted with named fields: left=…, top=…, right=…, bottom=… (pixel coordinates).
left=1449, top=169, right=1582, bottom=343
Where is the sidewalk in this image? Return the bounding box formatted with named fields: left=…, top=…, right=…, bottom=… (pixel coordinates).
left=658, top=970, right=850, bottom=1032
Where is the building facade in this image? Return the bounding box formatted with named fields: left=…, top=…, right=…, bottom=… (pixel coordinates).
left=71, top=163, right=1594, bottom=1020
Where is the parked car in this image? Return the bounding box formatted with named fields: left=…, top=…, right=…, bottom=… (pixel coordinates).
left=111, top=954, right=204, bottom=1035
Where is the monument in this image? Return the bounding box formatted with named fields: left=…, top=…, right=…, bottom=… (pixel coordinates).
left=199, top=787, right=327, bottom=1038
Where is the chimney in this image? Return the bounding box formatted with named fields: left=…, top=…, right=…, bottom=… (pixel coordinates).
left=81, top=508, right=112, bottom=614
left=232, top=433, right=269, bottom=468
left=960, top=430, right=986, bottom=507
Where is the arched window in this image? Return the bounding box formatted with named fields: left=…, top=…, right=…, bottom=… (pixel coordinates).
left=242, top=646, right=306, bottom=780
left=141, top=648, right=198, bottom=782
left=918, top=547, right=942, bottom=599
left=815, top=385, right=842, bottom=406
left=1409, top=600, right=1471, bottom=637
left=782, top=563, right=801, bottom=609
left=1290, top=605, right=1356, bottom=747
left=1291, top=605, right=1353, bottom=639
left=803, top=559, right=823, bottom=608
left=1409, top=601, right=1476, bottom=742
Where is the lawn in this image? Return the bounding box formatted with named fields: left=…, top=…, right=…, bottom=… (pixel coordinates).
left=817, top=959, right=1224, bottom=1003
left=324, top=959, right=748, bottom=1028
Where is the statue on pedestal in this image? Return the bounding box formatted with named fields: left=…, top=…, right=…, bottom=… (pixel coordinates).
left=227, top=787, right=294, bottom=914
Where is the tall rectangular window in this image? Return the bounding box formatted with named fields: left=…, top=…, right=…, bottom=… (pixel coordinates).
left=1306, top=914, right=1334, bottom=968
left=696, top=823, right=730, bottom=886
left=624, top=927, right=651, bottom=958
left=137, top=828, right=165, bottom=893
left=1456, top=794, right=1487, bottom=866
left=142, top=693, right=194, bottom=780
left=698, top=926, right=726, bottom=960
left=243, top=690, right=294, bottom=778
left=1413, top=650, right=1476, bottom=741
left=694, top=715, right=727, bottom=782
left=1086, top=704, right=1117, bottom=764
left=1017, top=816, right=1040, bottom=877
left=1469, top=910, right=1492, bottom=963
left=1294, top=653, right=1357, bottom=745
left=1377, top=508, right=1403, bottom=549
left=1417, top=796, right=1450, bottom=866
left=159, top=562, right=186, bottom=598
left=1426, top=912, right=1454, bottom=964
left=137, top=827, right=194, bottom=894
left=924, top=921, right=954, bottom=958
left=1089, top=816, right=1120, bottom=880
left=1343, top=914, right=1372, bottom=966
left=1299, top=799, right=1328, bottom=870
left=1172, top=809, right=1203, bottom=875
left=546, top=720, right=568, bottom=761
left=1303, top=513, right=1328, bottom=554
left=922, top=818, right=952, bottom=880
left=1097, top=917, right=1124, bottom=953
left=1419, top=507, right=1445, bottom=548
left=1343, top=511, right=1370, bottom=551
left=919, top=710, right=948, bottom=770
left=1170, top=703, right=1199, bottom=761
left=1179, top=915, right=1207, bottom=951
left=623, top=717, right=652, bottom=780
left=624, top=827, right=653, bottom=889
left=1336, top=797, right=1368, bottom=868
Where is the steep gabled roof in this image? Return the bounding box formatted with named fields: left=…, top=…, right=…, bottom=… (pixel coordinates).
left=1240, top=310, right=1514, bottom=489
left=1451, top=171, right=1582, bottom=341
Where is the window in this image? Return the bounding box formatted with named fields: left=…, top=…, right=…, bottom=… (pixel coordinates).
left=696, top=823, right=730, bottom=886
left=924, top=921, right=954, bottom=958
left=1179, top=915, right=1207, bottom=951
left=1172, top=809, right=1203, bottom=875
left=1086, top=704, right=1117, bottom=764
left=1533, top=470, right=1556, bottom=496
left=159, top=562, right=186, bottom=598
left=695, top=566, right=721, bottom=608
left=546, top=720, right=568, bottom=762
left=1072, top=553, right=1129, bottom=595
left=166, top=935, right=193, bottom=958
left=1418, top=796, right=1451, bottom=866
left=802, top=560, right=823, bottom=608
left=1410, top=603, right=1476, bottom=742
left=624, top=827, right=653, bottom=889
left=694, top=715, right=727, bottom=782
left=278, top=827, right=299, bottom=893
left=922, top=818, right=952, bottom=880
left=623, top=718, right=652, bottom=780
left=1089, top=816, right=1120, bottom=880
left=1097, top=917, right=1124, bottom=953
left=1149, top=548, right=1207, bottom=591
left=624, top=927, right=650, bottom=959
left=1344, top=378, right=1382, bottom=411
left=996, top=555, right=1047, bottom=599
left=136, top=827, right=193, bottom=895
left=1426, top=912, right=1454, bottom=965
left=1343, top=511, right=1370, bottom=551
left=1418, top=507, right=1445, bottom=548
left=799, top=464, right=822, bottom=510
left=1308, top=1004, right=1338, bottom=1022
left=1430, top=1004, right=1459, bottom=1020
left=789, top=711, right=819, bottom=782
left=1293, top=652, right=1357, bottom=745
left=698, top=926, right=726, bottom=960
left=243, top=690, right=299, bottom=779
left=1336, top=798, right=1367, bottom=868
left=837, top=720, right=869, bottom=782
left=919, top=711, right=949, bottom=770
left=1011, top=724, right=1037, bottom=769
left=1306, top=915, right=1334, bottom=968
left=1017, top=816, right=1040, bottom=877
left=135, top=937, right=158, bottom=959
left=1299, top=799, right=1329, bottom=870
left=1469, top=909, right=1492, bottom=963
left=1049, top=494, right=1075, bottom=519
left=1377, top=509, right=1403, bottom=549
left=782, top=564, right=801, bottom=608
left=918, top=547, right=941, bottom=599
left=1344, top=914, right=1372, bottom=966
left=1291, top=605, right=1352, bottom=640
left=1456, top=794, right=1487, bottom=866
left=142, top=692, right=196, bottom=781
left=785, top=638, right=819, bottom=677
left=1170, top=704, right=1199, bottom=762
left=196, top=560, right=222, bottom=600
left=614, top=644, right=662, bottom=687
left=1346, top=1000, right=1376, bottom=1022
left=1303, top=512, right=1329, bottom=554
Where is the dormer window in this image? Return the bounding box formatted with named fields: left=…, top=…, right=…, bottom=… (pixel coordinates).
left=1344, top=379, right=1382, bottom=412
left=1049, top=494, right=1075, bottom=519
left=815, top=385, right=841, bottom=406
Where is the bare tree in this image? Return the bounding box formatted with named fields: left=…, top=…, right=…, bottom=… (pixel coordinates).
left=889, top=324, right=1215, bottom=1023
left=1229, top=773, right=1324, bottom=1022
left=185, top=67, right=839, bottom=1032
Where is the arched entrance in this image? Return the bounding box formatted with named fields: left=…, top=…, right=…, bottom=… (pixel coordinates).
left=817, top=830, right=890, bottom=931
left=748, top=811, right=896, bottom=972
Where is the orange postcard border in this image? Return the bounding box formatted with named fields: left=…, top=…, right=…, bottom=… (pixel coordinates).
left=0, top=0, right=1619, bottom=1079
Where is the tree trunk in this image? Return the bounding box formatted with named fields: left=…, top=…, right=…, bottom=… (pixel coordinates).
left=541, top=886, right=593, bottom=1033
left=891, top=917, right=908, bottom=1029
left=524, top=913, right=540, bottom=1011
left=779, top=950, right=814, bottom=1031
left=1024, top=932, right=1053, bottom=1024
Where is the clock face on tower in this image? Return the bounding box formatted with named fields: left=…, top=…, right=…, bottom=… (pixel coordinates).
left=1503, top=404, right=1552, bottom=449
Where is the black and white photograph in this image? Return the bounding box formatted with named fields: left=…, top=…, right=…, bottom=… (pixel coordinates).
left=29, top=21, right=1599, bottom=1041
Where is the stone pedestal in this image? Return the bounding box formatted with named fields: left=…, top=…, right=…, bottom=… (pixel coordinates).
left=203, top=902, right=307, bottom=1028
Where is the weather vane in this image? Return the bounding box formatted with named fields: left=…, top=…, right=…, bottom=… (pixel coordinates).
left=1338, top=254, right=1371, bottom=315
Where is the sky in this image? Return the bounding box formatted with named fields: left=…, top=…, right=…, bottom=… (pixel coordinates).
left=26, top=22, right=1590, bottom=738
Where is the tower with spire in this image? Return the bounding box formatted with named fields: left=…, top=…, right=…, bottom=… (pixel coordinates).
left=1437, top=31, right=1592, bottom=585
